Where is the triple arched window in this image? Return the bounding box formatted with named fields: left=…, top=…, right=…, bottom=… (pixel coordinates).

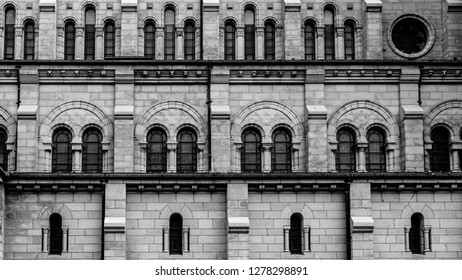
left=430, top=127, right=450, bottom=172
left=0, top=128, right=8, bottom=171
left=4, top=5, right=15, bottom=60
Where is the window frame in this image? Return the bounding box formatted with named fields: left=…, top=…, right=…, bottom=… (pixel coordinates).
left=146, top=128, right=168, bottom=173
left=365, top=128, right=386, bottom=172
left=176, top=128, right=197, bottom=173
left=271, top=128, right=292, bottom=172
left=144, top=21, right=156, bottom=58
left=49, top=213, right=63, bottom=255
left=224, top=21, right=236, bottom=60
left=241, top=128, right=262, bottom=173
left=52, top=128, right=73, bottom=173
left=82, top=128, right=103, bottom=173
left=4, top=6, right=15, bottom=60
left=169, top=213, right=183, bottom=255
left=64, top=21, right=76, bottom=60
left=336, top=128, right=356, bottom=172
left=104, top=21, right=116, bottom=59
left=304, top=21, right=316, bottom=60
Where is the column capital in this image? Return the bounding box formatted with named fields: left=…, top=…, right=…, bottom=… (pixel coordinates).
left=262, top=143, right=273, bottom=150
left=336, top=26, right=345, bottom=37
left=167, top=142, right=177, bottom=151
left=236, top=26, right=244, bottom=37
left=316, top=26, right=325, bottom=37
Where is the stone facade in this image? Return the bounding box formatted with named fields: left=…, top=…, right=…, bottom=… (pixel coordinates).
left=0, top=0, right=461, bottom=260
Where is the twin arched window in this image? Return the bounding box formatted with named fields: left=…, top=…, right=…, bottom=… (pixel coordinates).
left=84, top=6, right=96, bottom=60
left=430, top=127, right=450, bottom=172
left=4, top=6, right=15, bottom=60
left=0, top=128, right=8, bottom=171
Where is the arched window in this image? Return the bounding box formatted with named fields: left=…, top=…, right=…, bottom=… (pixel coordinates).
left=84, top=6, right=96, bottom=60
left=64, top=21, right=76, bottom=60
left=104, top=21, right=115, bottom=58
left=177, top=128, right=197, bottom=173
left=24, top=21, right=35, bottom=60
left=409, top=213, right=424, bottom=254
left=244, top=6, right=255, bottom=60
left=430, top=127, right=450, bottom=172
left=82, top=128, right=103, bottom=173
left=52, top=128, right=72, bottom=173
left=49, top=213, right=63, bottom=255
left=272, top=128, right=291, bottom=172
left=144, top=21, right=155, bottom=58
left=366, top=128, right=386, bottom=172
left=0, top=128, right=7, bottom=171
left=336, top=128, right=356, bottom=172
left=324, top=6, right=335, bottom=60
left=164, top=6, right=176, bottom=60
left=184, top=20, right=195, bottom=60
left=344, top=20, right=355, bottom=60
left=304, top=21, right=315, bottom=60
left=169, top=213, right=183, bottom=255
left=289, top=213, right=303, bottom=254
left=147, top=128, right=167, bottom=173
left=264, top=21, right=275, bottom=60
left=4, top=6, right=15, bottom=60
left=241, top=128, right=262, bottom=172
left=224, top=21, right=236, bottom=60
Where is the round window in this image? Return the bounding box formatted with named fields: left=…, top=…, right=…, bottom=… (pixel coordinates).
left=389, top=15, right=434, bottom=59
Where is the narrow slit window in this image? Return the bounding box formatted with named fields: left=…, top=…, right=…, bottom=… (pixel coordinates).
left=224, top=22, right=236, bottom=60
left=366, top=128, right=386, bottom=172
left=104, top=21, right=115, bottom=58
left=304, top=21, right=315, bottom=60
left=244, top=7, right=255, bottom=60
left=271, top=128, right=292, bottom=172
left=264, top=21, right=275, bottom=60
left=289, top=214, right=303, bottom=254
left=49, top=213, right=63, bottom=255
left=169, top=213, right=183, bottom=255
left=24, top=21, right=35, bottom=60
left=336, top=128, right=356, bottom=172
left=144, top=21, right=156, bottom=58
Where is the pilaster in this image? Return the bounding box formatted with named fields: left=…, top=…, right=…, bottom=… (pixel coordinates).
left=95, top=26, right=104, bottom=60
left=120, top=0, right=139, bottom=56
left=203, top=0, right=220, bottom=60
left=283, top=0, right=302, bottom=59
left=104, top=182, right=126, bottom=259
left=227, top=183, right=249, bottom=259
left=400, top=105, right=425, bottom=172
left=362, top=0, right=383, bottom=59
left=0, top=180, right=5, bottom=260
left=38, top=0, right=57, bottom=59
left=17, top=104, right=38, bottom=172
left=349, top=182, right=374, bottom=260
left=75, top=27, right=84, bottom=60
left=14, top=26, right=23, bottom=60
left=306, top=105, right=328, bottom=172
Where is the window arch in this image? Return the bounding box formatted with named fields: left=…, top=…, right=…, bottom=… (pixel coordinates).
left=304, top=20, right=315, bottom=60
left=52, top=128, right=72, bottom=173
left=82, top=128, right=103, bottom=173
left=271, top=128, right=291, bottom=172
left=147, top=128, right=167, bottom=173
left=49, top=213, right=63, bottom=255
left=184, top=20, right=196, bottom=60
left=430, top=127, right=450, bottom=172
left=104, top=21, right=115, bottom=58
left=24, top=20, right=35, bottom=60
left=4, top=5, right=15, bottom=60
left=409, top=213, right=424, bottom=254
left=0, top=128, right=7, bottom=171
left=324, top=6, right=335, bottom=60
left=344, top=20, right=355, bottom=60
left=336, top=128, right=356, bottom=172
left=144, top=21, right=156, bottom=58
left=264, top=20, right=275, bottom=60
left=224, top=21, right=236, bottom=60
left=244, top=6, right=256, bottom=60
left=177, top=128, right=197, bottom=173
left=169, top=213, right=183, bottom=255
left=84, top=6, right=96, bottom=60
left=64, top=21, right=76, bottom=60
left=241, top=128, right=262, bottom=172
left=366, top=128, right=386, bottom=172
left=164, top=6, right=176, bottom=60
left=289, top=213, right=303, bottom=254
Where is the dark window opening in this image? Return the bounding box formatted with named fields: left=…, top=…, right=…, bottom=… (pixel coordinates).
left=344, top=21, right=355, bottom=60
left=304, top=21, right=315, bottom=60
left=64, top=22, right=76, bottom=60
left=271, top=128, right=292, bottom=172
left=24, top=21, right=35, bottom=60
left=177, top=128, right=197, bottom=173
left=264, top=21, right=275, bottom=60
left=392, top=18, right=428, bottom=54
left=52, top=128, right=72, bottom=173
left=289, top=213, right=303, bottom=254
left=0, top=128, right=7, bottom=171
left=82, top=128, right=103, bottom=173
left=366, top=128, right=386, bottom=172
left=104, top=21, right=115, bottom=58
left=164, top=7, right=176, bottom=60
left=84, top=7, right=96, bottom=60
left=169, top=213, right=183, bottom=255
left=244, top=7, right=255, bottom=60
left=4, top=6, right=15, bottom=60
left=144, top=21, right=156, bottom=58
left=324, top=7, right=335, bottom=60
left=241, top=128, right=262, bottom=172
left=147, top=128, right=167, bottom=173
left=49, top=213, right=63, bottom=255
left=430, top=127, right=450, bottom=172
left=184, top=21, right=195, bottom=60
left=224, top=22, right=236, bottom=60
left=336, top=128, right=356, bottom=172
left=409, top=213, right=424, bottom=254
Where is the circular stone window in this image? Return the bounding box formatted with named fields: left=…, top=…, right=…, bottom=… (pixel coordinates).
left=389, top=15, right=435, bottom=59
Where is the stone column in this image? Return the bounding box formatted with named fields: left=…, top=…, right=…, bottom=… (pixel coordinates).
left=355, top=27, right=363, bottom=60
left=292, top=142, right=301, bottom=172
left=156, top=27, right=164, bottom=60
left=316, top=27, right=325, bottom=60
left=183, top=227, right=190, bottom=253
left=72, top=142, right=82, bottom=173
left=104, top=182, right=126, bottom=259
left=404, top=226, right=411, bottom=252
left=336, top=27, right=345, bottom=60
left=102, top=143, right=110, bottom=172
left=42, top=228, right=49, bottom=253
left=256, top=26, right=264, bottom=60
left=423, top=226, right=431, bottom=252
left=56, top=27, right=64, bottom=60
left=0, top=181, right=4, bottom=259
left=203, top=0, right=220, bottom=59
left=75, top=27, right=84, bottom=60
left=276, top=27, right=284, bottom=60
left=43, top=143, right=52, bottom=172
left=283, top=0, right=302, bottom=59
left=385, top=142, right=396, bottom=172
left=227, top=183, right=249, bottom=259
left=303, top=226, right=311, bottom=252
left=262, top=143, right=272, bottom=173
left=121, top=0, right=139, bottom=56
left=6, top=143, right=15, bottom=172
left=450, top=142, right=462, bottom=172
left=62, top=227, right=69, bottom=253
left=234, top=142, right=242, bottom=172
left=357, top=141, right=368, bottom=172
left=167, top=142, right=177, bottom=173
left=14, top=26, right=23, bottom=60
left=139, top=142, right=147, bottom=172
left=95, top=26, right=104, bottom=60
left=176, top=27, right=184, bottom=60
left=362, top=0, right=383, bottom=59
left=197, top=142, right=206, bottom=172
left=163, top=226, right=169, bottom=253
left=306, top=104, right=328, bottom=172
left=400, top=105, right=425, bottom=172
left=283, top=226, right=289, bottom=252
left=349, top=182, right=374, bottom=259
left=38, top=0, right=57, bottom=59
left=236, top=27, right=244, bottom=60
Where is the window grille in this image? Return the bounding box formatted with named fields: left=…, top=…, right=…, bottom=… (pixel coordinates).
left=144, top=21, right=155, bottom=58
left=24, top=21, right=35, bottom=60
left=430, top=127, right=450, bottom=172
left=169, top=213, right=183, bottom=255
left=164, top=7, right=176, bottom=60
left=241, top=128, right=262, bottom=172
left=0, top=128, right=7, bottom=171
left=289, top=214, right=303, bottom=254
left=271, top=128, right=291, bottom=172
left=49, top=213, right=63, bottom=255
left=409, top=213, right=424, bottom=254
left=104, top=21, right=115, bottom=58
left=324, top=7, right=335, bottom=60
left=244, top=8, right=255, bottom=60
left=336, top=128, right=356, bottom=172
left=264, top=21, right=275, bottom=60
left=176, top=128, right=197, bottom=173
left=224, top=22, right=236, bottom=60
left=184, top=21, right=195, bottom=60
left=64, top=22, right=76, bottom=60
left=84, top=7, right=96, bottom=60
left=52, top=129, right=72, bottom=173
left=82, top=129, right=103, bottom=173
left=4, top=6, right=15, bottom=60
left=366, top=129, right=386, bottom=172
left=304, top=21, right=315, bottom=60
left=344, top=21, right=355, bottom=60
left=146, top=128, right=167, bottom=173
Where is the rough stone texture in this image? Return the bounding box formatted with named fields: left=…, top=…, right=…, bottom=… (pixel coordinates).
left=0, top=184, right=4, bottom=260
left=350, top=183, right=374, bottom=259
left=227, top=183, right=249, bottom=259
